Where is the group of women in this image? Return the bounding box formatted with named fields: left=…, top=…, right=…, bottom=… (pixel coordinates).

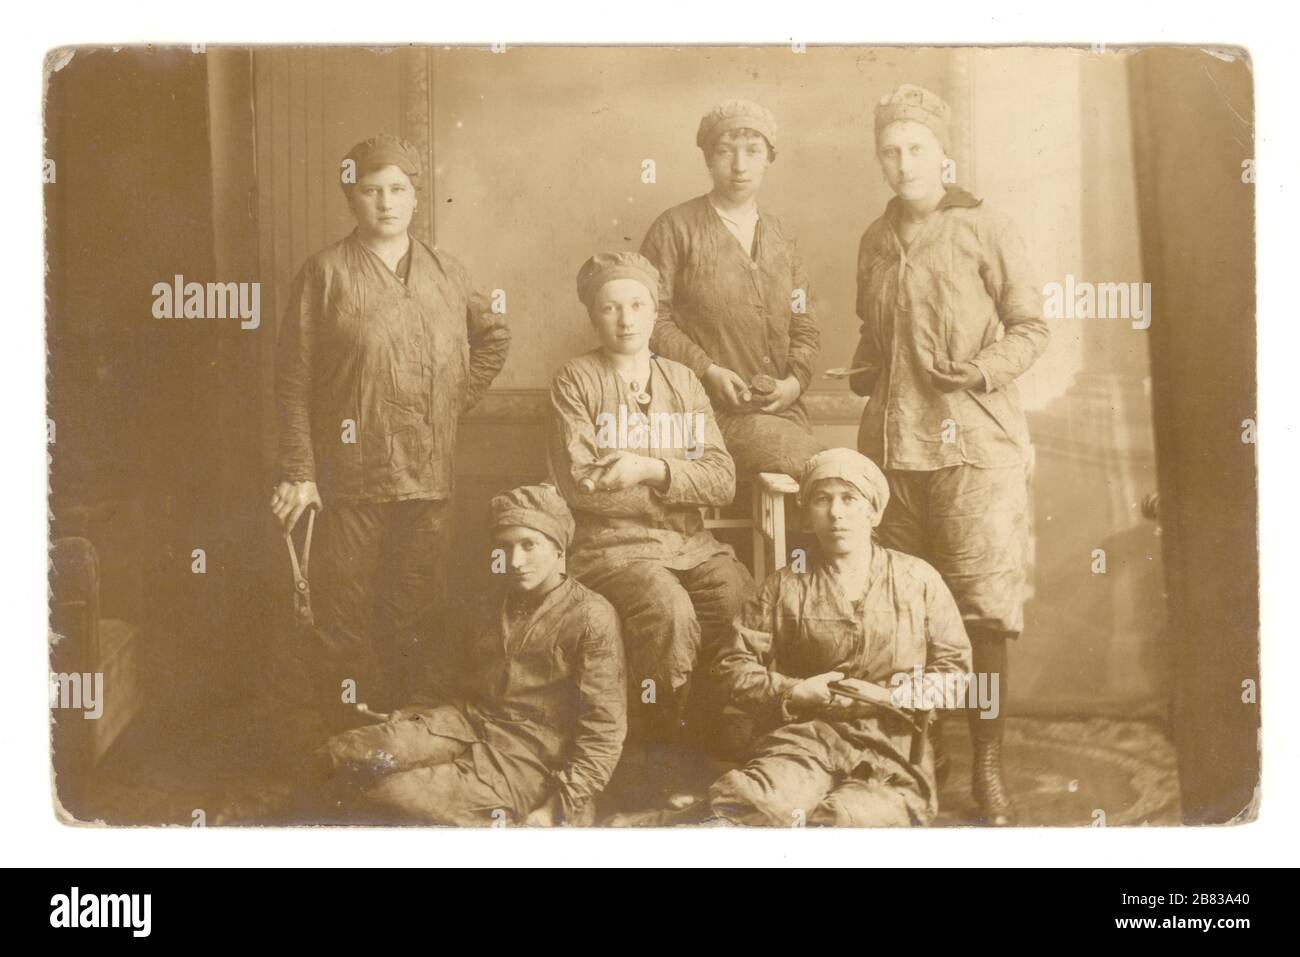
left=273, top=83, right=1046, bottom=826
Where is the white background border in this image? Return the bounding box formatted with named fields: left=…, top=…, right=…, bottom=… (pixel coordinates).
left=5, top=0, right=1292, bottom=867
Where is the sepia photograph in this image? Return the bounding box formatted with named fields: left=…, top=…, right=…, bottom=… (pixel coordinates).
left=43, top=41, right=1258, bottom=831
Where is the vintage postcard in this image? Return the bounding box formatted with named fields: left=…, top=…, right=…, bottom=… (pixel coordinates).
left=44, top=43, right=1257, bottom=828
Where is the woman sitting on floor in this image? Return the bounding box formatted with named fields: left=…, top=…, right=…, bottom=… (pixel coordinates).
left=705, top=448, right=971, bottom=826
left=319, top=484, right=626, bottom=826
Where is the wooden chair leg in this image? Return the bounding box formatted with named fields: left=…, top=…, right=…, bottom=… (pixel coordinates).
left=754, top=472, right=798, bottom=578
left=771, top=491, right=787, bottom=571
left=750, top=489, right=767, bottom=581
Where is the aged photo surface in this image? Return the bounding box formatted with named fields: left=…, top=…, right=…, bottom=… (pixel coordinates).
left=44, top=44, right=1257, bottom=828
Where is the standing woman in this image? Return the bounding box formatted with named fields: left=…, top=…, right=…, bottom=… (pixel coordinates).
left=272, top=134, right=511, bottom=755
left=851, top=86, right=1049, bottom=825
left=640, top=99, right=823, bottom=480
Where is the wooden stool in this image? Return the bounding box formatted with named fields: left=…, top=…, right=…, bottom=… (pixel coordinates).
left=701, top=471, right=800, bottom=580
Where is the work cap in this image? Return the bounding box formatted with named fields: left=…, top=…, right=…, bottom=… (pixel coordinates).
left=696, top=99, right=777, bottom=157
left=342, top=134, right=423, bottom=182
left=797, top=447, right=891, bottom=519
left=576, top=251, right=661, bottom=309
left=874, top=84, right=951, bottom=154
left=489, top=484, right=575, bottom=551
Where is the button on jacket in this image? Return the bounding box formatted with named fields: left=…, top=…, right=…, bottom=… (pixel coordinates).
left=850, top=187, right=1047, bottom=471
left=276, top=232, right=511, bottom=502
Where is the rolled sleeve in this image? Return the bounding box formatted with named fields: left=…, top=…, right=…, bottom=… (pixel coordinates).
left=655, top=373, right=736, bottom=508
left=643, top=216, right=717, bottom=379
left=785, top=237, right=819, bottom=393
left=547, top=369, right=664, bottom=520
left=972, top=212, right=1049, bottom=392
left=462, top=273, right=511, bottom=411
left=850, top=233, right=884, bottom=398
left=275, top=260, right=321, bottom=483
left=714, top=574, right=800, bottom=720
left=554, top=599, right=627, bottom=819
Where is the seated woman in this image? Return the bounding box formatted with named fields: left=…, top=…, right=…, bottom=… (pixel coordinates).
left=548, top=251, right=753, bottom=752
left=640, top=98, right=824, bottom=480
left=706, top=448, right=971, bottom=826
left=319, top=484, right=626, bottom=826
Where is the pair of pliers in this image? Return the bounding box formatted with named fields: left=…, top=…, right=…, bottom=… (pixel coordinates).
left=284, top=506, right=317, bottom=628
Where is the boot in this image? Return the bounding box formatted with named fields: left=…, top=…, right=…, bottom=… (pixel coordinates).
left=931, top=721, right=950, bottom=788
left=968, top=632, right=1018, bottom=826
left=971, top=735, right=1017, bottom=826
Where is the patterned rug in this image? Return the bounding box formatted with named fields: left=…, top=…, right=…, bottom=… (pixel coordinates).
left=933, top=716, right=1181, bottom=827
left=70, top=711, right=1180, bottom=828
left=598, top=716, right=1180, bottom=828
